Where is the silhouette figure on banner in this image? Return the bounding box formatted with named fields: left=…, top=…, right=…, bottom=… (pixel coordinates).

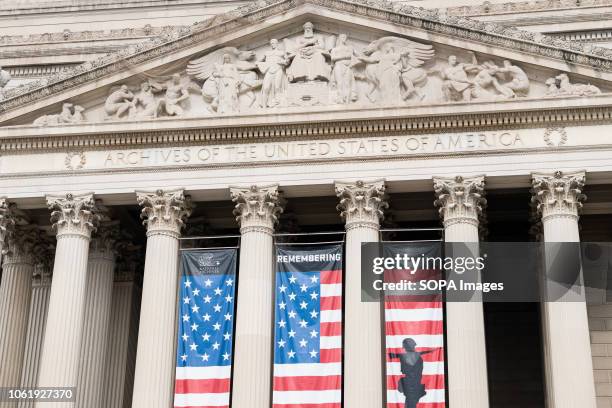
left=388, top=337, right=439, bottom=408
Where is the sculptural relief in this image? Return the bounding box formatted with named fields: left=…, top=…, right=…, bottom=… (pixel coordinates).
left=285, top=22, right=331, bottom=83
left=105, top=85, right=135, bottom=119
left=158, top=74, right=191, bottom=117
left=33, top=103, right=86, bottom=126
left=133, top=81, right=164, bottom=119
left=329, top=34, right=358, bottom=104
left=258, top=39, right=289, bottom=108
left=0, top=66, right=11, bottom=100
left=545, top=73, right=601, bottom=97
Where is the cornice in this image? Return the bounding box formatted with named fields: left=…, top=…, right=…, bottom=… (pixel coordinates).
left=2, top=0, right=612, bottom=118
left=1, top=98, right=611, bottom=153
left=445, top=0, right=612, bottom=17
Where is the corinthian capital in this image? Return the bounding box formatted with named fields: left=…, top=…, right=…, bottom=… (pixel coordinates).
left=230, top=184, right=283, bottom=234
left=0, top=198, right=14, bottom=245
left=90, top=220, right=120, bottom=259
left=335, top=179, right=388, bottom=230
left=3, top=225, right=40, bottom=265
left=531, top=170, right=586, bottom=221
left=47, top=193, right=99, bottom=239
left=433, top=175, right=486, bottom=227
left=136, top=188, right=192, bottom=237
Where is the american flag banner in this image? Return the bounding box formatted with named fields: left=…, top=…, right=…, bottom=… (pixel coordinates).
left=273, top=244, right=343, bottom=408
left=383, top=242, right=446, bottom=408
left=174, top=249, right=237, bottom=408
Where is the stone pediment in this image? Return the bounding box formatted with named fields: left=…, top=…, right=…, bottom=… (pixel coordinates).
left=2, top=0, right=612, bottom=128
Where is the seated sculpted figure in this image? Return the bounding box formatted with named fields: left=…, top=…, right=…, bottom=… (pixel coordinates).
left=286, top=22, right=331, bottom=83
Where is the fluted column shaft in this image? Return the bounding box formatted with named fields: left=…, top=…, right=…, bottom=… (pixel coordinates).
left=434, top=175, right=489, bottom=408
left=230, top=184, right=282, bottom=408
left=532, top=171, right=596, bottom=408
left=18, top=272, right=52, bottom=408
left=336, top=179, right=387, bottom=407
left=104, top=275, right=140, bottom=408
left=131, top=189, right=191, bottom=408
left=35, top=193, right=99, bottom=408
left=0, top=226, right=38, bottom=394
left=76, top=224, right=117, bottom=408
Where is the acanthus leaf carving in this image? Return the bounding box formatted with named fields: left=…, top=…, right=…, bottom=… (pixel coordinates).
left=335, top=179, right=388, bottom=229
left=433, top=175, right=486, bottom=227
left=230, top=184, right=284, bottom=233
left=531, top=170, right=586, bottom=220
left=136, top=188, right=193, bottom=237
left=46, top=192, right=100, bottom=238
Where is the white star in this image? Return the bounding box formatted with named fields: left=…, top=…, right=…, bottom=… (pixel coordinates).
left=213, top=304, right=222, bottom=312
left=180, top=354, right=187, bottom=362
left=224, top=313, right=232, bottom=321
left=310, top=292, right=319, bottom=300
left=214, top=287, right=222, bottom=296
left=278, top=339, right=286, bottom=348
left=288, top=292, right=297, bottom=301
left=289, top=275, right=297, bottom=284
left=298, top=319, right=308, bottom=328
left=310, top=310, right=319, bottom=319
left=223, top=332, right=231, bottom=341
left=278, top=301, right=287, bottom=310
left=184, top=280, right=192, bottom=288
left=191, top=304, right=200, bottom=313
left=225, top=295, right=233, bottom=303
left=201, top=353, right=209, bottom=362
left=310, top=275, right=319, bottom=283
left=192, top=288, right=200, bottom=296
left=189, top=342, right=197, bottom=351
left=190, top=323, right=199, bottom=331
left=310, top=329, right=318, bottom=338
left=183, top=296, right=190, bottom=304
left=287, top=350, right=296, bottom=359
left=300, top=284, right=308, bottom=292
left=212, top=342, right=220, bottom=350
left=204, top=278, right=212, bottom=287
left=279, top=284, right=287, bottom=293
left=299, top=338, right=308, bottom=348
left=278, top=319, right=286, bottom=328
left=288, top=330, right=296, bottom=338
left=181, top=333, right=189, bottom=342
left=300, top=301, right=308, bottom=310
left=213, top=322, right=221, bottom=331
left=202, top=313, right=211, bottom=322
left=203, top=295, right=212, bottom=303
left=182, top=314, right=190, bottom=322
left=202, top=332, right=211, bottom=341
left=288, top=310, right=297, bottom=319
left=226, top=279, right=233, bottom=286
left=309, top=349, right=318, bottom=358
left=222, top=352, right=230, bottom=361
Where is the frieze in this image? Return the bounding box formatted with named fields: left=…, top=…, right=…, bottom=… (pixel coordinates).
left=0, top=127, right=600, bottom=176
left=2, top=0, right=612, bottom=118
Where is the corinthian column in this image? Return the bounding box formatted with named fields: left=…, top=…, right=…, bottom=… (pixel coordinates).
left=335, top=179, right=387, bottom=408
left=131, top=189, right=191, bottom=408
left=531, top=171, right=596, bottom=408
left=433, top=175, right=489, bottom=408
left=19, top=259, right=53, bottom=408
left=36, top=193, right=99, bottom=408
left=0, top=224, right=39, bottom=393
left=76, top=218, right=119, bottom=408
left=230, top=184, right=283, bottom=408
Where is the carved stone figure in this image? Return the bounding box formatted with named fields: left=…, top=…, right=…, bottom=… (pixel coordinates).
left=441, top=55, right=476, bottom=102
left=545, top=73, right=601, bottom=97
left=0, top=65, right=11, bottom=100
left=187, top=47, right=260, bottom=113
left=330, top=34, right=358, bottom=104
left=257, top=39, right=289, bottom=107
left=469, top=59, right=515, bottom=100
left=158, top=74, right=190, bottom=116
left=496, top=60, right=530, bottom=97
left=33, top=103, right=86, bottom=126
left=104, top=85, right=135, bottom=119
left=285, top=22, right=331, bottom=83
left=358, top=36, right=434, bottom=103
left=133, top=81, right=163, bottom=119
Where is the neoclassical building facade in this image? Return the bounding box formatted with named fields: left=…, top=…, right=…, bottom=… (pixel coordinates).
left=1, top=0, right=612, bottom=407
